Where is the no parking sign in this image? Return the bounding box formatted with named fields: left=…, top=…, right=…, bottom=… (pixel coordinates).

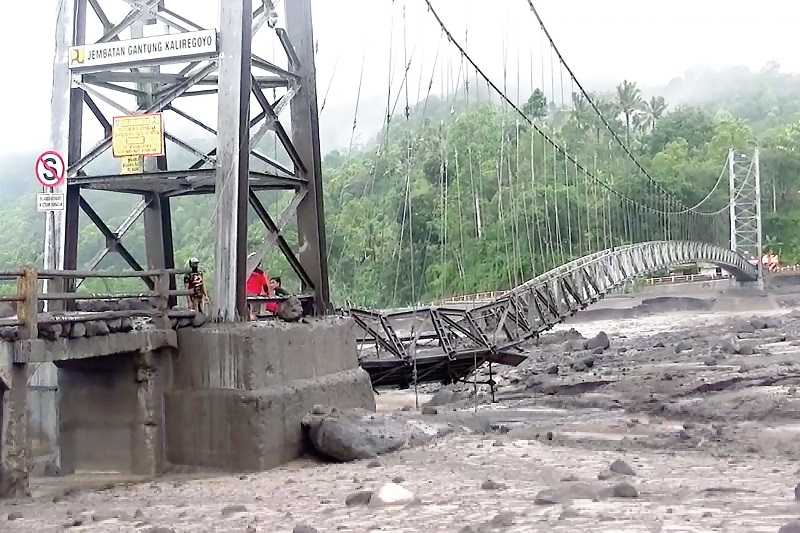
left=34, top=150, right=66, bottom=189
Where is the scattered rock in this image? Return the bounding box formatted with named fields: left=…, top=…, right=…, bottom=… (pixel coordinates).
left=674, top=340, right=693, bottom=353
left=277, top=296, right=304, bottom=322
left=119, top=317, right=134, bottom=332
left=425, top=389, right=462, bottom=407
left=0, top=326, right=19, bottom=341
left=653, top=341, right=665, bottom=348
left=546, top=364, right=559, bottom=375
left=609, top=459, right=636, bottom=476
left=481, top=479, right=506, bottom=490
left=85, top=320, right=110, bottom=337
left=488, top=512, right=514, bottom=527
left=392, top=476, right=405, bottom=484
left=585, top=331, right=610, bottom=351
left=7, top=512, right=22, bottom=521
left=69, top=322, right=86, bottom=338
left=778, top=520, right=800, bottom=533
left=738, top=343, right=755, bottom=355
left=369, top=483, right=418, bottom=506
left=220, top=504, right=248, bottom=517
left=145, top=528, right=176, bottom=533
left=737, top=322, right=756, bottom=334
left=366, top=460, right=382, bottom=468
left=133, top=509, right=144, bottom=519
left=345, top=490, right=373, bottom=506
left=421, top=406, right=438, bottom=415
left=293, top=525, right=319, bottom=533
left=750, top=318, right=768, bottom=330
left=534, top=489, right=561, bottom=505
left=612, top=482, right=638, bottom=498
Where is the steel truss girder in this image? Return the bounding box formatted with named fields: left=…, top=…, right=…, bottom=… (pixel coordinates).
left=349, top=241, right=758, bottom=372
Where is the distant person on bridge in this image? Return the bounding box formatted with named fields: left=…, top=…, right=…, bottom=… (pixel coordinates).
left=246, top=255, right=272, bottom=319
left=183, top=258, right=208, bottom=313
left=264, top=276, right=289, bottom=315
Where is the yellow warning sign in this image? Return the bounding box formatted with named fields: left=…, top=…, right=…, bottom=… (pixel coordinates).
left=112, top=113, right=164, bottom=157
left=120, top=155, right=144, bottom=175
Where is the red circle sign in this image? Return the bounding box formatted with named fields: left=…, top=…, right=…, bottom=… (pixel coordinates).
left=34, top=150, right=66, bottom=189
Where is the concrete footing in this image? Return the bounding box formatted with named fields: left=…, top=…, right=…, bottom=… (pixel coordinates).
left=165, top=318, right=375, bottom=470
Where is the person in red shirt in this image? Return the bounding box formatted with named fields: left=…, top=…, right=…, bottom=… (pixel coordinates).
left=246, top=263, right=271, bottom=319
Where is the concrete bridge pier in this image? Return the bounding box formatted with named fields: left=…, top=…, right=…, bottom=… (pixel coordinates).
left=56, top=347, right=173, bottom=476
left=0, top=357, right=30, bottom=497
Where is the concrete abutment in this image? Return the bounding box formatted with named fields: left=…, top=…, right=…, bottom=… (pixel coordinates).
left=0, top=317, right=374, bottom=495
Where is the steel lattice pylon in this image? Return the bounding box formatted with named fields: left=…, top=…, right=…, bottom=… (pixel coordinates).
left=48, top=0, right=329, bottom=320
left=728, top=148, right=764, bottom=283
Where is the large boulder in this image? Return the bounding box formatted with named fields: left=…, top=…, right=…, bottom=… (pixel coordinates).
left=584, top=331, right=610, bottom=351
left=302, top=407, right=446, bottom=462
left=277, top=296, right=304, bottom=322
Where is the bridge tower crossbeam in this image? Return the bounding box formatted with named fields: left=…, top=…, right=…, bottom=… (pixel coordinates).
left=48, top=0, right=329, bottom=320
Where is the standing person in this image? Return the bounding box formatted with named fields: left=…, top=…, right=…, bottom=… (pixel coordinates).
left=246, top=260, right=271, bottom=319
left=183, top=257, right=208, bottom=313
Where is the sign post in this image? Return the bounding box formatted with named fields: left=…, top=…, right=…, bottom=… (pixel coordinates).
left=34, top=150, right=67, bottom=213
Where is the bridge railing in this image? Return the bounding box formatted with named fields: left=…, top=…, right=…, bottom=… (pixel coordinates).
left=0, top=268, right=196, bottom=340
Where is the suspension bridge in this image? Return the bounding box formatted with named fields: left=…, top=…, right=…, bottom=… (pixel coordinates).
left=0, top=0, right=765, bottom=497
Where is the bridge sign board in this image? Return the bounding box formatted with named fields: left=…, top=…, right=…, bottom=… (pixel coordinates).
left=112, top=114, right=165, bottom=157
left=37, top=193, right=65, bottom=212
left=68, top=29, right=217, bottom=72
left=34, top=150, right=66, bottom=189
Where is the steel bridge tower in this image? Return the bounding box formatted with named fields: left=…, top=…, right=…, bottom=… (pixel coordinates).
left=48, top=0, right=329, bottom=320
left=728, top=148, right=764, bottom=284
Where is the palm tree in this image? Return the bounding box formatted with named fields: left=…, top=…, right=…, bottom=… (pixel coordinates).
left=639, top=96, right=667, bottom=134
left=570, top=92, right=591, bottom=131
left=616, top=80, right=643, bottom=146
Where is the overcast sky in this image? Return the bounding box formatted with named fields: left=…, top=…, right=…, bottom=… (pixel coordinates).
left=2, top=0, right=798, bottom=157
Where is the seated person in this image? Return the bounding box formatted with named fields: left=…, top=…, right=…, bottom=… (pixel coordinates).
left=269, top=276, right=290, bottom=297
left=246, top=262, right=270, bottom=319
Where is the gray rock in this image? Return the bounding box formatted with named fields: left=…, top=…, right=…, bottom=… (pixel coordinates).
left=612, top=482, right=638, bottom=498
left=366, top=460, right=382, bottom=468
left=0, top=302, right=15, bottom=318
left=737, top=322, right=756, bottom=334
left=192, top=312, right=208, bottom=328
left=765, top=318, right=782, bottom=329
left=85, top=320, right=109, bottom=337
left=534, top=489, right=561, bottom=505
left=119, top=317, right=134, bottom=332
left=738, top=343, right=755, bottom=355
left=220, top=504, right=248, bottom=517
left=44, top=460, right=62, bottom=477
left=0, top=326, right=19, bottom=341
left=609, top=459, right=636, bottom=476
left=720, top=337, right=739, bottom=354
left=293, top=525, right=319, bottom=533
left=585, top=331, right=610, bottom=351
left=546, top=364, right=559, bottom=375
left=779, top=521, right=800, bottom=533
left=345, top=490, right=373, bottom=506
left=674, top=341, right=693, bottom=354
left=481, top=479, right=506, bottom=490
left=278, top=296, right=304, bottom=322
left=7, top=512, right=22, bottom=521
left=106, top=318, right=122, bottom=332
left=302, top=409, right=440, bottom=461
left=144, top=528, right=176, bottom=533
left=38, top=320, right=62, bottom=340
left=425, top=389, right=462, bottom=407
left=750, top=318, right=767, bottom=330
left=69, top=322, right=86, bottom=339
left=421, top=406, right=438, bottom=415
left=488, top=512, right=514, bottom=527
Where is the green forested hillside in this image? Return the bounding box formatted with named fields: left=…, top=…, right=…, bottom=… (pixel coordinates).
left=1, top=67, right=799, bottom=308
